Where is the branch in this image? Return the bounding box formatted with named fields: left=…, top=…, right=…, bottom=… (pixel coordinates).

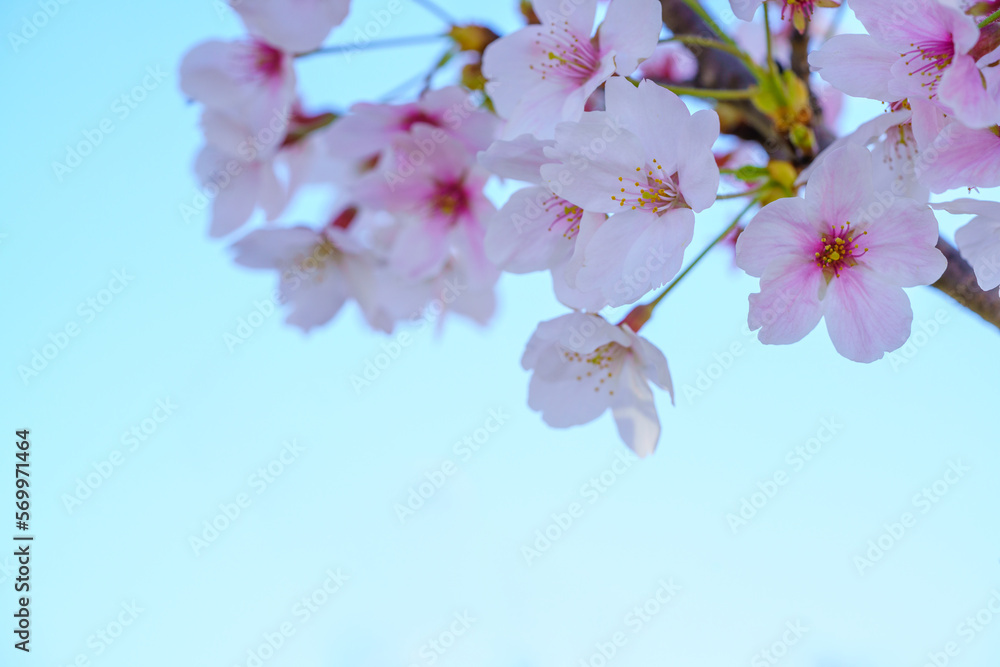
left=657, top=0, right=1000, bottom=332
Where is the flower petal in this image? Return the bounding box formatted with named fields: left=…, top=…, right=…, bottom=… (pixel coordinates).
left=823, top=268, right=912, bottom=363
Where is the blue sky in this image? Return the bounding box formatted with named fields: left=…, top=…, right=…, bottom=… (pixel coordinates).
left=3, top=0, right=1000, bottom=665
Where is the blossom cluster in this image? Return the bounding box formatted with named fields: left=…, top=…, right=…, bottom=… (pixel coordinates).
left=180, top=0, right=1000, bottom=457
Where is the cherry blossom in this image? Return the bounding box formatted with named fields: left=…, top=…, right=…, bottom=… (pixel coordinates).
left=481, top=0, right=661, bottom=139
left=538, top=76, right=720, bottom=307
left=353, top=128, right=497, bottom=286
left=935, top=199, right=1000, bottom=294
left=521, top=312, right=673, bottom=457
left=479, top=134, right=606, bottom=310
left=735, top=144, right=947, bottom=362
left=810, top=0, right=1000, bottom=128
left=230, top=214, right=376, bottom=332
left=180, top=38, right=296, bottom=137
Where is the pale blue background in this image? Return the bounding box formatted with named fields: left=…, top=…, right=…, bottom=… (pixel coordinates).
left=3, top=1, right=1000, bottom=665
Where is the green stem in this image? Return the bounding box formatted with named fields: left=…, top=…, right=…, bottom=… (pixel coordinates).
left=661, top=84, right=756, bottom=100
left=663, top=35, right=765, bottom=77
left=762, top=1, right=777, bottom=77
left=646, top=201, right=756, bottom=311
left=716, top=185, right=768, bottom=200
left=980, top=7, right=1000, bottom=28
left=298, top=33, right=445, bottom=57
left=680, top=0, right=738, bottom=47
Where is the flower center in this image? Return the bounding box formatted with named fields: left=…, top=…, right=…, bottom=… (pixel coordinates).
left=813, top=222, right=868, bottom=278
left=609, top=159, right=684, bottom=214
left=561, top=341, right=626, bottom=395
left=542, top=195, right=583, bottom=239
left=400, top=110, right=441, bottom=132
left=247, top=40, right=285, bottom=81
left=531, top=24, right=600, bottom=84
left=901, top=38, right=956, bottom=95
left=432, top=180, right=469, bottom=220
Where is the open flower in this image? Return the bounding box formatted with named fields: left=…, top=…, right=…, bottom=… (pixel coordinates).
left=735, top=144, right=947, bottom=362
left=730, top=0, right=840, bottom=32
left=230, top=215, right=375, bottom=332
left=538, top=77, right=720, bottom=307
left=521, top=312, right=673, bottom=457
left=180, top=38, right=296, bottom=137
left=481, top=0, right=661, bottom=139
left=810, top=0, right=1000, bottom=128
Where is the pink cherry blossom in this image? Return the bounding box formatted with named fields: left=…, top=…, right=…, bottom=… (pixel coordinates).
left=229, top=0, right=351, bottom=54
left=479, top=134, right=606, bottom=310
left=810, top=0, right=1000, bottom=128
left=353, top=128, right=497, bottom=286
left=521, top=312, right=673, bottom=457
left=180, top=38, right=296, bottom=137
left=538, top=77, right=720, bottom=307
left=481, top=0, right=661, bottom=139
left=324, top=86, right=500, bottom=163
left=735, top=144, right=947, bottom=362
left=934, top=199, right=1000, bottom=294
left=230, top=214, right=376, bottom=332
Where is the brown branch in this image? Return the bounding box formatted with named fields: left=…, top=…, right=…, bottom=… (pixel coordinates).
left=658, top=0, right=1000, bottom=332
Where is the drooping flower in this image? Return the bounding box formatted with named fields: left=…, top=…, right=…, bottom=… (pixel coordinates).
left=735, top=144, right=947, bottom=362
left=521, top=312, right=673, bottom=457
left=229, top=0, right=351, bottom=54
left=934, top=199, right=1000, bottom=295
left=230, top=212, right=376, bottom=332
left=538, top=76, right=720, bottom=307
left=481, top=0, right=661, bottom=139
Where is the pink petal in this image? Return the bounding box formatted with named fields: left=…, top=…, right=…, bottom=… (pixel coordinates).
left=823, top=268, right=913, bottom=363
left=610, top=360, right=661, bottom=458
left=809, top=34, right=896, bottom=101
left=597, top=0, right=661, bottom=75
left=677, top=109, right=720, bottom=212
left=860, top=199, right=946, bottom=286
left=748, top=258, right=826, bottom=346
left=735, top=196, right=817, bottom=278
left=232, top=0, right=349, bottom=53
left=485, top=186, right=577, bottom=272
left=937, top=54, right=1000, bottom=130
left=805, top=144, right=874, bottom=228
